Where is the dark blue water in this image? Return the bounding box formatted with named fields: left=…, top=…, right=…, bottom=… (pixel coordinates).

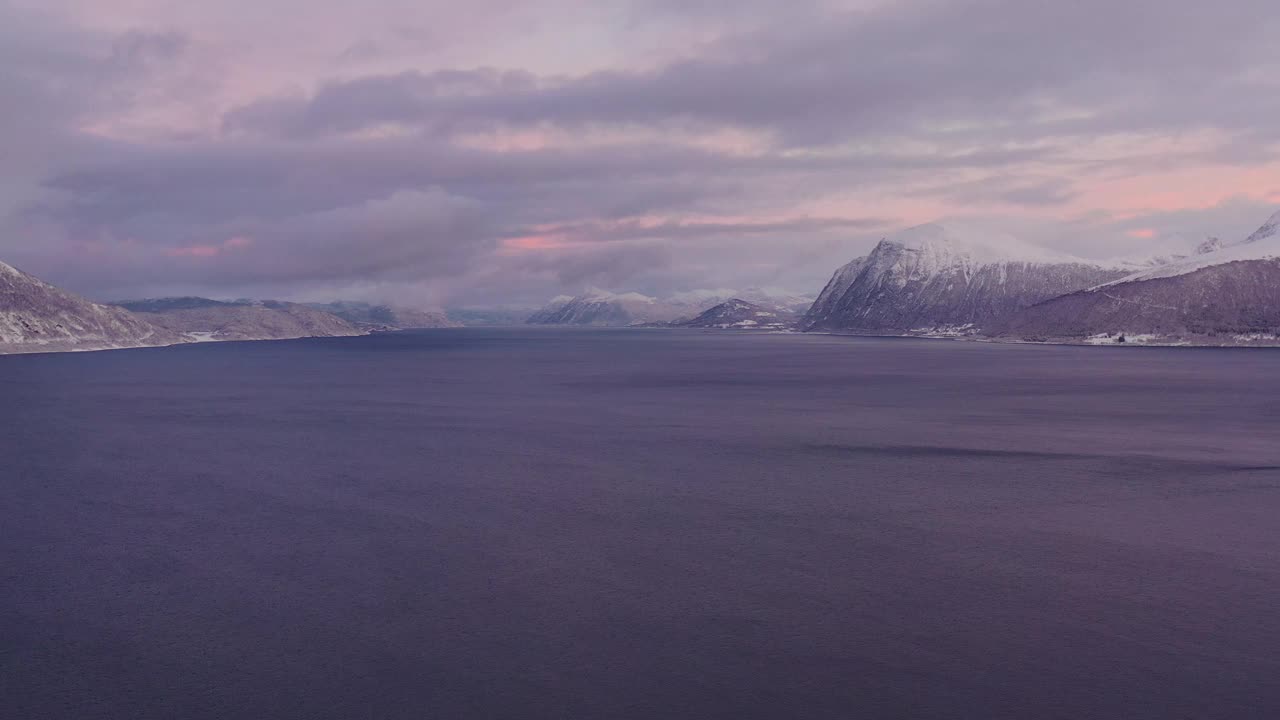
left=4, top=329, right=1280, bottom=719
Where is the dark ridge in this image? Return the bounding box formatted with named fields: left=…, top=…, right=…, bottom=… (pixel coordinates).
left=114, top=297, right=244, bottom=312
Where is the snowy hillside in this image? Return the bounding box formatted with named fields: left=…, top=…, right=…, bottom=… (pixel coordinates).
left=671, top=299, right=798, bottom=330
left=1, top=260, right=189, bottom=354
left=527, top=287, right=810, bottom=326
left=1097, top=210, right=1280, bottom=287
left=803, top=223, right=1128, bottom=333
left=993, top=210, right=1280, bottom=345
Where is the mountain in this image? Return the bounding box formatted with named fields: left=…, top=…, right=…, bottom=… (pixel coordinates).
left=1, top=261, right=189, bottom=355
left=527, top=288, right=811, bottom=327
left=120, top=298, right=365, bottom=342
left=527, top=291, right=638, bottom=325
left=305, top=301, right=458, bottom=330
left=445, top=306, right=539, bottom=326
left=992, top=210, right=1280, bottom=345
left=116, top=297, right=238, bottom=313
left=671, top=299, right=798, bottom=330
left=730, top=289, right=814, bottom=314
left=1107, top=235, right=1225, bottom=272
left=527, top=289, right=714, bottom=326
left=802, top=223, right=1130, bottom=335
left=665, top=288, right=813, bottom=314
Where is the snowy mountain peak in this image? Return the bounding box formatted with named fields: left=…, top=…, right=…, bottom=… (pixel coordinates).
left=579, top=287, right=655, bottom=303
left=672, top=298, right=797, bottom=330
left=880, top=222, right=1078, bottom=267
left=1243, top=209, right=1280, bottom=245
left=803, top=221, right=1127, bottom=333
left=580, top=286, right=616, bottom=301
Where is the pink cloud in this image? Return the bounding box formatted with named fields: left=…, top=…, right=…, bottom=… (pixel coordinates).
left=164, top=244, right=222, bottom=257
left=1126, top=228, right=1158, bottom=239
left=164, top=235, right=254, bottom=258
left=500, top=234, right=572, bottom=253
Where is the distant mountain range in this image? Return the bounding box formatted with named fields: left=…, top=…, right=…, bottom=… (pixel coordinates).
left=117, top=298, right=366, bottom=342
left=444, top=306, right=538, bottom=326
left=7, top=210, right=1280, bottom=354
left=527, top=288, right=813, bottom=327
left=305, top=302, right=458, bottom=330
left=667, top=299, right=798, bottom=330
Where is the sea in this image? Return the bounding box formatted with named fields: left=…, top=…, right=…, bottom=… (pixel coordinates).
left=3, top=328, right=1279, bottom=719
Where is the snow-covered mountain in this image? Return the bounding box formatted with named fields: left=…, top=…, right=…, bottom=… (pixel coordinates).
left=1106, top=235, right=1226, bottom=272
left=671, top=299, right=798, bottom=330
left=731, top=288, right=814, bottom=314
left=526, top=289, right=659, bottom=326
left=1094, top=211, right=1280, bottom=287
left=1, top=260, right=189, bottom=355
left=993, top=210, right=1280, bottom=344
left=118, top=297, right=366, bottom=341
left=527, top=288, right=810, bottom=326
left=802, top=223, right=1129, bottom=334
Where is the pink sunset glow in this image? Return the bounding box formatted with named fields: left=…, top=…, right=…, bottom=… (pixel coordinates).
left=0, top=0, right=1276, bottom=305
left=163, top=236, right=254, bottom=258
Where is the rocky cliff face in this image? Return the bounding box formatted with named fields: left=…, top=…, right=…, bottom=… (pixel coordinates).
left=1, top=261, right=189, bottom=355
left=802, top=223, right=1128, bottom=334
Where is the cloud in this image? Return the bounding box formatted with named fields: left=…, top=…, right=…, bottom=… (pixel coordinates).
left=220, top=0, right=1280, bottom=149
left=909, top=177, right=1080, bottom=208
left=2, top=0, right=1279, bottom=306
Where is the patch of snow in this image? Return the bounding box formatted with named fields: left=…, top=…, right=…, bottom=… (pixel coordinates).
left=909, top=323, right=977, bottom=337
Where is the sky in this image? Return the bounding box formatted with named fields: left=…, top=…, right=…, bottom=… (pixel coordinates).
left=2, top=0, right=1279, bottom=308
